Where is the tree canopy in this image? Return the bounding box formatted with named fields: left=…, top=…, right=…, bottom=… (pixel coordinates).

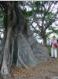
left=20, top=1, right=58, bottom=45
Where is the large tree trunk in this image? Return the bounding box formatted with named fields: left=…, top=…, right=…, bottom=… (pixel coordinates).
left=17, top=33, right=37, bottom=68
left=1, top=2, right=16, bottom=75
left=1, top=27, right=12, bottom=75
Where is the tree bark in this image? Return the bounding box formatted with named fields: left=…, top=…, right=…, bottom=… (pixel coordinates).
left=43, top=36, right=47, bottom=46
left=1, top=2, right=25, bottom=75
left=1, top=2, right=16, bottom=75
left=1, top=27, right=12, bottom=75
left=40, top=30, right=47, bottom=46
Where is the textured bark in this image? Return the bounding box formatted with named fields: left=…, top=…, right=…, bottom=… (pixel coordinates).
left=10, top=39, right=14, bottom=66
left=1, top=2, right=16, bottom=75
left=17, top=33, right=37, bottom=68
left=1, top=27, right=12, bottom=75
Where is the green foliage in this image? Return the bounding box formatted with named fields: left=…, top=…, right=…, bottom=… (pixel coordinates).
left=45, top=12, right=54, bottom=21
left=48, top=26, right=58, bottom=34
left=0, top=8, right=4, bottom=26
left=51, top=27, right=58, bottom=34
left=22, top=10, right=33, bottom=17
left=18, top=2, right=58, bottom=44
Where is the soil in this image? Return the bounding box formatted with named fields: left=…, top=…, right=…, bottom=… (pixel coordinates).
left=10, top=58, right=58, bottom=79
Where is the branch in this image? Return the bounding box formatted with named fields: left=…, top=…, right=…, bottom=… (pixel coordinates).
left=45, top=9, right=58, bottom=30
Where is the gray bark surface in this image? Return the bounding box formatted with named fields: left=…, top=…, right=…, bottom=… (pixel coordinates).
left=17, top=33, right=49, bottom=68
left=17, top=33, right=37, bottom=68
left=1, top=27, right=11, bottom=75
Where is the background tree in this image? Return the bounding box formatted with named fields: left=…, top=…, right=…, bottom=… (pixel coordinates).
left=21, top=1, right=58, bottom=45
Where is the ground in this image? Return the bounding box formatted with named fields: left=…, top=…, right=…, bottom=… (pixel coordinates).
left=9, top=58, right=58, bottom=79
left=0, top=58, right=58, bottom=79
